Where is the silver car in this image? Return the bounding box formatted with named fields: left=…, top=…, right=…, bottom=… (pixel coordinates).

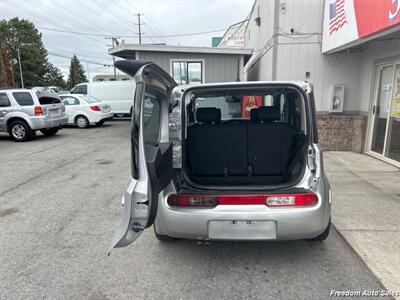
left=110, top=61, right=331, bottom=250
left=0, top=89, right=68, bottom=142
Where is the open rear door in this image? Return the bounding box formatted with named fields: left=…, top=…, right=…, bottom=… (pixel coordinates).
left=110, top=61, right=177, bottom=251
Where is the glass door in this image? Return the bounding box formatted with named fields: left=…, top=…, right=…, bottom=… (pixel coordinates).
left=369, top=62, right=400, bottom=165
left=384, top=64, right=400, bottom=162
left=370, top=65, right=394, bottom=154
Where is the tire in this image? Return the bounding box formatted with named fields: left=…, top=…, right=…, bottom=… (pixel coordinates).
left=75, top=115, right=90, bottom=128
left=9, top=120, right=34, bottom=142
left=96, top=120, right=105, bottom=126
left=40, top=127, right=59, bottom=136
left=309, top=219, right=331, bottom=241
left=153, top=225, right=175, bottom=242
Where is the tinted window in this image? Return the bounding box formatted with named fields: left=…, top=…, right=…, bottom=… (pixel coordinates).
left=0, top=93, right=11, bottom=107
left=71, top=85, right=87, bottom=94
left=38, top=96, right=61, bottom=105
left=13, top=92, right=34, bottom=106
left=143, top=91, right=161, bottom=146
left=190, top=89, right=303, bottom=131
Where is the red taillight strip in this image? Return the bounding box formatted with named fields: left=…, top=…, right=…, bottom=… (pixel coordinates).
left=167, top=193, right=318, bottom=207
left=90, top=105, right=101, bottom=111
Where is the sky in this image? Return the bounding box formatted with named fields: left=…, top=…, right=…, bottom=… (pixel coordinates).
left=0, top=0, right=253, bottom=81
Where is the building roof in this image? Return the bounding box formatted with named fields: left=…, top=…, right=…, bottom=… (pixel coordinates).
left=109, top=44, right=253, bottom=59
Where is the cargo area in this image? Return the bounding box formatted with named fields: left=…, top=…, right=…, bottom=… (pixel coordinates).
left=183, top=87, right=308, bottom=187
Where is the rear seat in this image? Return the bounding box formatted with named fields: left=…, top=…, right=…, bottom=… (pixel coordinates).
left=247, top=106, right=295, bottom=178
left=186, top=108, right=247, bottom=177
left=187, top=106, right=295, bottom=182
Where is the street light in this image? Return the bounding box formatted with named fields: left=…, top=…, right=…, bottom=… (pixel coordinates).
left=16, top=43, right=33, bottom=89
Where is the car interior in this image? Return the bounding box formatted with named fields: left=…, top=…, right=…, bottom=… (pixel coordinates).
left=183, top=88, right=308, bottom=186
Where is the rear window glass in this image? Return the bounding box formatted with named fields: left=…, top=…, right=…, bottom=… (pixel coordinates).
left=12, top=92, right=34, bottom=106
left=38, top=96, right=61, bottom=105
left=0, top=93, right=11, bottom=107
left=81, top=95, right=99, bottom=104
left=188, top=88, right=304, bottom=131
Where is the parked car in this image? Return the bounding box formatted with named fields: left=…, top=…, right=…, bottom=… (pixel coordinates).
left=70, top=81, right=135, bottom=116
left=110, top=61, right=331, bottom=251
left=59, top=94, right=113, bottom=128
left=0, top=89, right=67, bottom=142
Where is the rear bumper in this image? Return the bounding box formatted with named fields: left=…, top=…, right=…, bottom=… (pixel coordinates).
left=90, top=112, right=114, bottom=124
left=155, top=184, right=331, bottom=241
left=30, top=115, right=68, bottom=130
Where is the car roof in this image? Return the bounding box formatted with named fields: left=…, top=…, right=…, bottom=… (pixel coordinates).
left=0, top=88, right=32, bottom=93
left=175, top=81, right=313, bottom=94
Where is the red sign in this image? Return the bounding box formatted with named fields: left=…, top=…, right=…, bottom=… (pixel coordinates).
left=242, top=96, right=262, bottom=119
left=353, top=0, right=400, bottom=38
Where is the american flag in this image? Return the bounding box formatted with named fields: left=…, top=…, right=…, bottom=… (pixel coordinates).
left=329, top=0, right=348, bottom=35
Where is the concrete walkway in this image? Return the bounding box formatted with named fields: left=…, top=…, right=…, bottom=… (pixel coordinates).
left=325, top=151, right=400, bottom=296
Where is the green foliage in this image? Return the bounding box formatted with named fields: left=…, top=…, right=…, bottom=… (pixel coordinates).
left=0, top=17, right=66, bottom=88
left=67, top=55, right=87, bottom=88
left=44, top=63, right=67, bottom=89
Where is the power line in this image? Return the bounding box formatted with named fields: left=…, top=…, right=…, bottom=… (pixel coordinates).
left=47, top=52, right=112, bottom=67
left=37, top=26, right=227, bottom=38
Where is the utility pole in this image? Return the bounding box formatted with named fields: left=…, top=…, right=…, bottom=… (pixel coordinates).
left=134, top=13, right=145, bottom=44
left=17, top=48, right=24, bottom=88
left=86, top=62, right=90, bottom=82
left=105, top=37, right=118, bottom=80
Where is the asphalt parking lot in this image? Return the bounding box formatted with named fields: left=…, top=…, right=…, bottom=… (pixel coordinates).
left=0, top=121, right=390, bottom=300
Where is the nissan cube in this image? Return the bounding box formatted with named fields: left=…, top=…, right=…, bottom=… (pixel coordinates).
left=110, top=61, right=331, bottom=250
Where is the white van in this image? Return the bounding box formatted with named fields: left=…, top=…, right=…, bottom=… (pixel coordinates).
left=70, top=81, right=135, bottom=115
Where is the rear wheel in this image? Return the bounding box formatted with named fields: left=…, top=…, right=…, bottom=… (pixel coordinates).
left=9, top=120, right=34, bottom=142
left=40, top=127, right=59, bottom=136
left=75, top=115, right=89, bottom=128
left=153, top=225, right=175, bottom=242
left=309, top=219, right=331, bottom=241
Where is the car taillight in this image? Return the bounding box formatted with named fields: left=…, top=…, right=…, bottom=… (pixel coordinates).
left=167, top=193, right=318, bottom=208
left=90, top=105, right=101, bottom=111
left=265, top=193, right=318, bottom=207
left=167, top=195, right=218, bottom=207
left=34, top=106, right=43, bottom=116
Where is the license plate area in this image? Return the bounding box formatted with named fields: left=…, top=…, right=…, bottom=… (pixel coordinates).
left=49, top=109, right=61, bottom=116
left=208, top=220, right=276, bottom=240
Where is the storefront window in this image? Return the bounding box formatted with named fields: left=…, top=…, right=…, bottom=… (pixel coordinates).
left=172, top=61, right=203, bottom=85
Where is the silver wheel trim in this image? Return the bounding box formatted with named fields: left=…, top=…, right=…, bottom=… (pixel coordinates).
left=76, top=117, right=87, bottom=127
left=12, top=124, right=26, bottom=139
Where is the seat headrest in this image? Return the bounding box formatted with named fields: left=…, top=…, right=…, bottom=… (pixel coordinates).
left=257, top=106, right=281, bottom=122
left=196, top=107, right=221, bottom=124
left=250, top=108, right=258, bottom=122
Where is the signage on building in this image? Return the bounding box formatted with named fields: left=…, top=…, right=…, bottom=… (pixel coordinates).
left=322, top=0, right=400, bottom=53
left=218, top=20, right=248, bottom=48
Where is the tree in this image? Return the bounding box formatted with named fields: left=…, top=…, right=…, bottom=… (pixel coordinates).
left=0, top=18, right=49, bottom=88
left=44, top=63, right=66, bottom=89
left=67, top=55, right=87, bottom=88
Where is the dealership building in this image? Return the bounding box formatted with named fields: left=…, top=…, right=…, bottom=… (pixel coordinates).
left=109, top=0, right=400, bottom=167
left=238, top=0, right=400, bottom=166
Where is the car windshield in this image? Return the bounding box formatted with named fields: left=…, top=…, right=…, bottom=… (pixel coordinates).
left=81, top=95, right=100, bottom=104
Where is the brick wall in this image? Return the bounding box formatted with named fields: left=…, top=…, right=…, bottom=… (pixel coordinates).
left=317, top=114, right=368, bottom=153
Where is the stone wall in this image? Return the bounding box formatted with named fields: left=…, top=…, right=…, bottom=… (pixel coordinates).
left=317, top=114, right=368, bottom=153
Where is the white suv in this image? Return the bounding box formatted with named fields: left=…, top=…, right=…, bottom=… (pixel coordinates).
left=0, top=89, right=68, bottom=142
